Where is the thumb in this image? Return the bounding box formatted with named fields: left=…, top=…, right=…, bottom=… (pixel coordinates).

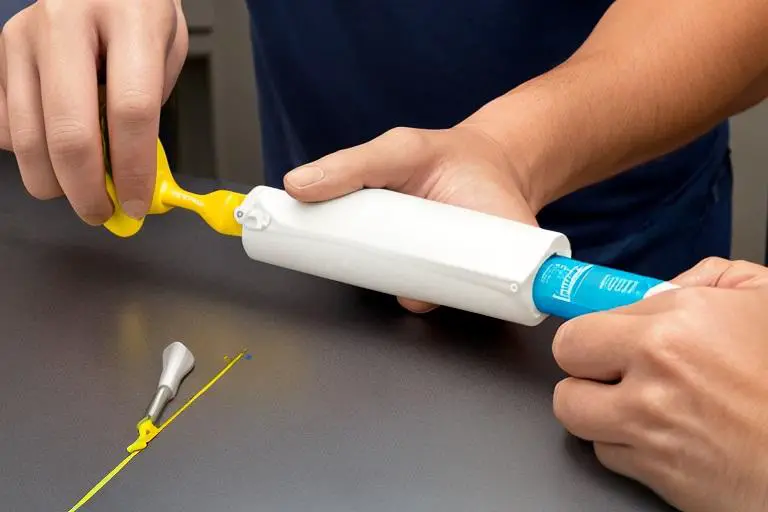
left=284, top=127, right=442, bottom=314
left=671, top=257, right=768, bottom=289
left=284, top=127, right=436, bottom=201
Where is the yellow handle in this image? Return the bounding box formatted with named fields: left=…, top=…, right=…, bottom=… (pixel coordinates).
left=102, top=139, right=245, bottom=238
left=97, top=86, right=246, bottom=238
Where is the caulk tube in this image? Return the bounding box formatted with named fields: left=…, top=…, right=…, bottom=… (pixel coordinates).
left=235, top=186, right=571, bottom=326
left=532, top=256, right=679, bottom=320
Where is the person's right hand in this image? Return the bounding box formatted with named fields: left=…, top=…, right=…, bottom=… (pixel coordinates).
left=0, top=0, right=188, bottom=224
left=553, top=258, right=768, bottom=512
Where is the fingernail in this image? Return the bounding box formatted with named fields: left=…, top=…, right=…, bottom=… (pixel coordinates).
left=285, top=165, right=324, bottom=188
left=83, top=213, right=108, bottom=226
left=80, top=203, right=113, bottom=226
left=121, top=200, right=147, bottom=219
left=398, top=297, right=439, bottom=314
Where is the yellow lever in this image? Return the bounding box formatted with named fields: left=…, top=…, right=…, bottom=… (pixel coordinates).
left=100, top=123, right=246, bottom=238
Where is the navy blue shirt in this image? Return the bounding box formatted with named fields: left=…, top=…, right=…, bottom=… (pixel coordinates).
left=244, top=1, right=731, bottom=279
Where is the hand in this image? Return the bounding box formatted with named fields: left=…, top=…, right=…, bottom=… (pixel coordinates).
left=552, top=257, right=768, bottom=512
left=282, top=125, right=538, bottom=313
left=0, top=0, right=188, bottom=224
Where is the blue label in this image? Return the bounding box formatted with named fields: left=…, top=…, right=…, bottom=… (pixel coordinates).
left=532, top=256, right=665, bottom=319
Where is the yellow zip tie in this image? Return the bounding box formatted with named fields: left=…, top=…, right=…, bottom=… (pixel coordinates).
left=66, top=452, right=140, bottom=512
left=66, top=350, right=248, bottom=512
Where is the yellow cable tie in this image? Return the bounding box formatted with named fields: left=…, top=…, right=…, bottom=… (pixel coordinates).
left=66, top=452, right=139, bottom=512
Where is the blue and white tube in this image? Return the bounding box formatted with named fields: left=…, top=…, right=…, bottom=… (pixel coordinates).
left=533, top=256, right=678, bottom=320
left=235, top=185, right=678, bottom=326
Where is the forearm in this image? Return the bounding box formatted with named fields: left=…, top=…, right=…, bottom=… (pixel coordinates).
left=463, top=0, right=768, bottom=212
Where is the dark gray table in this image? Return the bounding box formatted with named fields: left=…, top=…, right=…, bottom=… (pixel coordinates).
left=0, top=152, right=672, bottom=511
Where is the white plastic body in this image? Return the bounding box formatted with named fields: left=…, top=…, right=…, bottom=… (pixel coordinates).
left=158, top=341, right=195, bottom=397
left=235, top=186, right=570, bottom=326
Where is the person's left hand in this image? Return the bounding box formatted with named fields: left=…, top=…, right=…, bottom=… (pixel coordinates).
left=283, top=125, right=537, bottom=313
left=552, top=257, right=768, bottom=512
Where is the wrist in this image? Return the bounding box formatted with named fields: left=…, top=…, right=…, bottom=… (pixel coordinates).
left=459, top=80, right=578, bottom=214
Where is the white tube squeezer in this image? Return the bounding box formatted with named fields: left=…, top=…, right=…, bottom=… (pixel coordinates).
left=233, top=186, right=677, bottom=326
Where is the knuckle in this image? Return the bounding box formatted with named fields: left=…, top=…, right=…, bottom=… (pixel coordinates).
left=382, top=126, right=431, bottom=154
left=120, top=163, right=155, bottom=183
left=637, top=308, right=701, bottom=377
left=636, top=383, right=674, bottom=419
left=114, top=166, right=155, bottom=198
left=2, top=15, right=26, bottom=43
left=40, top=0, right=73, bottom=21
left=46, top=118, right=94, bottom=158
left=642, top=320, right=680, bottom=361
left=683, top=256, right=727, bottom=281
left=112, top=90, right=159, bottom=128
left=11, top=127, right=44, bottom=157
left=110, top=148, right=157, bottom=186
left=698, top=256, right=728, bottom=269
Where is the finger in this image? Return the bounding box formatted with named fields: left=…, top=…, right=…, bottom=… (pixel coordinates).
left=0, top=89, right=9, bottom=151
left=553, top=377, right=628, bottom=444
left=552, top=313, right=637, bottom=381
left=0, top=37, right=10, bottom=150
left=37, top=10, right=111, bottom=224
left=162, top=4, right=188, bottom=104
left=283, top=127, right=437, bottom=202
left=671, top=256, right=768, bottom=289
left=4, top=25, right=61, bottom=197
left=103, top=9, right=169, bottom=219
left=0, top=33, right=5, bottom=89
left=593, top=442, right=644, bottom=484
left=397, top=297, right=438, bottom=314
